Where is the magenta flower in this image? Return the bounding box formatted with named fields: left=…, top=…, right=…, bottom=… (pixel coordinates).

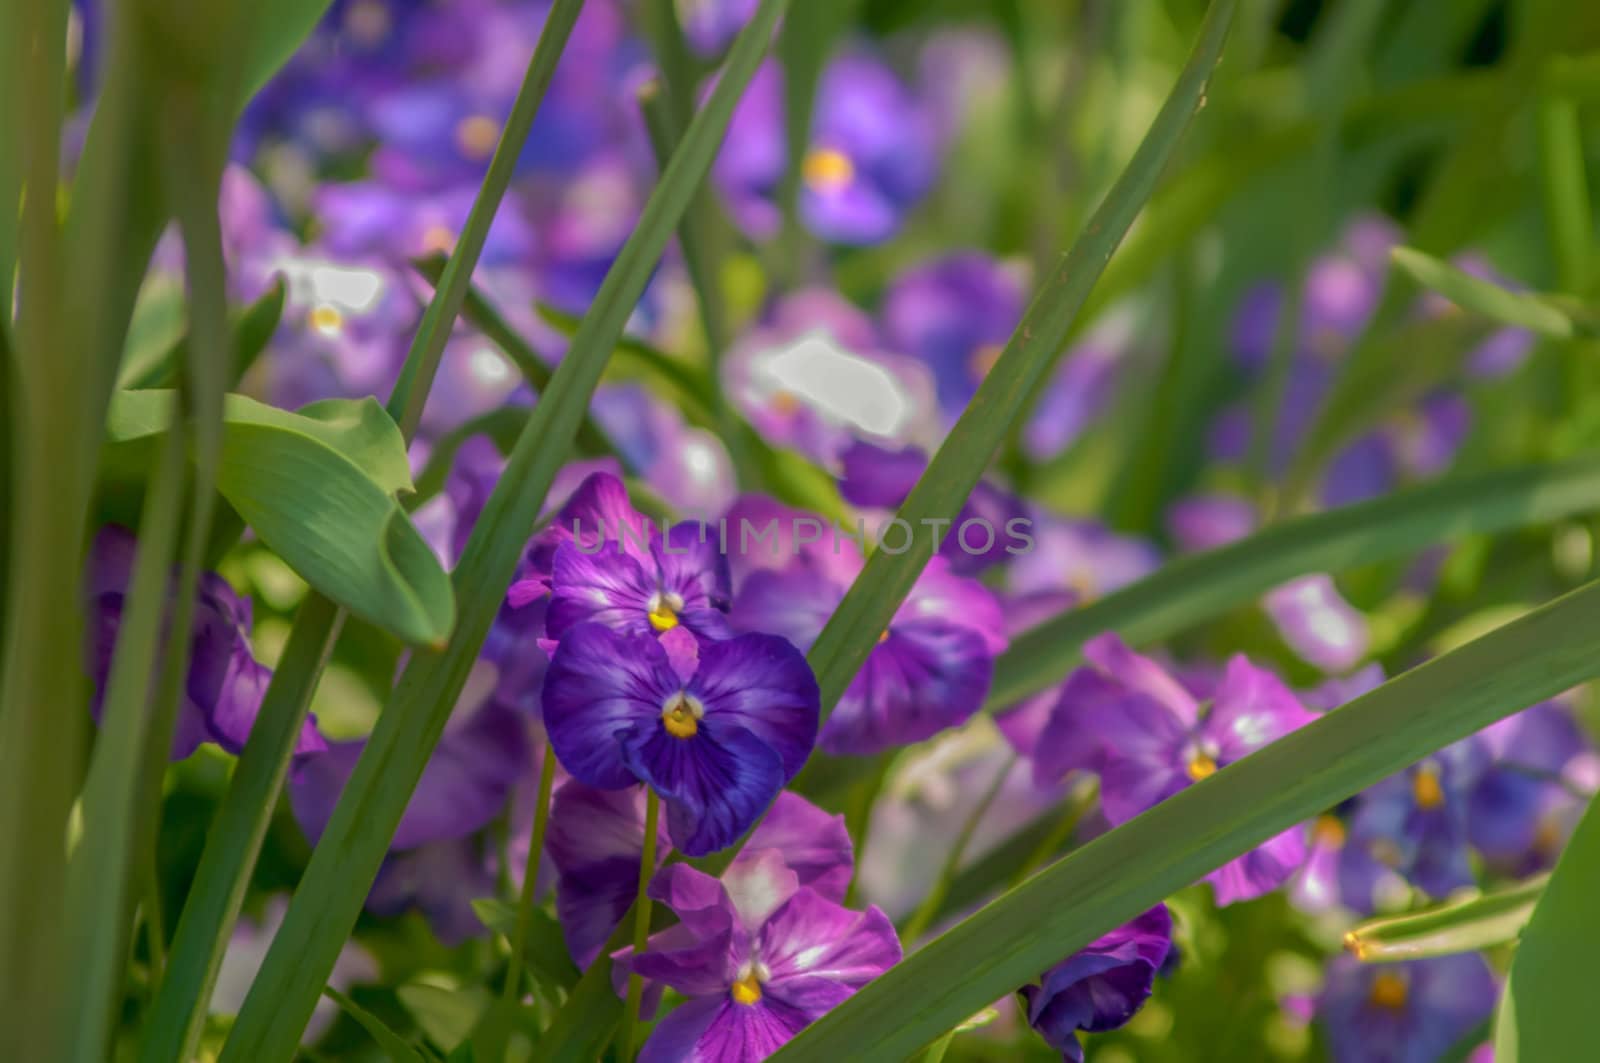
left=730, top=532, right=1005, bottom=755
left=546, top=785, right=851, bottom=967
left=1034, top=635, right=1315, bottom=903
left=541, top=624, right=818, bottom=856
left=1022, top=906, right=1173, bottom=1063
left=84, top=525, right=325, bottom=763
left=621, top=854, right=900, bottom=1061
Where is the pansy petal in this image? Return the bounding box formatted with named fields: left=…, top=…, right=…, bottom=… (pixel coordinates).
left=728, top=566, right=841, bottom=654
left=1082, top=633, right=1199, bottom=724
left=648, top=862, right=740, bottom=941
left=625, top=722, right=787, bottom=857
left=636, top=996, right=729, bottom=1063
left=1205, top=654, right=1317, bottom=762
left=655, top=521, right=733, bottom=614
left=760, top=888, right=901, bottom=990
left=897, top=556, right=1007, bottom=654
left=545, top=541, right=658, bottom=640
left=748, top=792, right=853, bottom=903
left=821, top=619, right=991, bottom=756
left=543, top=624, right=677, bottom=790
left=722, top=849, right=801, bottom=932
left=1207, top=826, right=1306, bottom=905
left=691, top=633, right=820, bottom=780
left=624, top=928, right=738, bottom=999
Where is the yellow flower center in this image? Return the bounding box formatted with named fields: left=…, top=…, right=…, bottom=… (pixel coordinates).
left=968, top=343, right=1004, bottom=382
left=1186, top=753, right=1217, bottom=782
left=731, top=971, right=763, bottom=1006
left=1368, top=971, right=1408, bottom=1011
left=647, top=592, right=682, bottom=632
left=1313, top=814, right=1346, bottom=848
left=877, top=629, right=891, bottom=644
left=660, top=692, right=702, bottom=739
left=455, top=114, right=501, bottom=160
left=1411, top=765, right=1445, bottom=811
left=420, top=224, right=455, bottom=254
left=802, top=147, right=855, bottom=193
left=309, top=304, right=344, bottom=337
left=770, top=390, right=801, bottom=415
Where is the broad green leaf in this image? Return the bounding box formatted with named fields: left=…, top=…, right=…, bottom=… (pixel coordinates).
left=399, top=984, right=491, bottom=1054
left=323, top=987, right=431, bottom=1063
left=775, top=578, right=1600, bottom=1059
left=220, top=4, right=791, bottom=1057
left=471, top=898, right=581, bottom=992
left=988, top=456, right=1600, bottom=712
left=1345, top=876, right=1547, bottom=962
left=1495, top=793, right=1600, bottom=1061
left=104, top=390, right=451, bottom=645
left=1390, top=246, right=1597, bottom=338
left=804, top=0, right=1236, bottom=715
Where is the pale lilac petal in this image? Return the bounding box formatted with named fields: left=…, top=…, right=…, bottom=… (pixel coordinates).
left=760, top=889, right=901, bottom=990
left=1207, top=826, right=1306, bottom=905
left=1204, top=654, right=1317, bottom=762
left=748, top=792, right=853, bottom=903
left=722, top=849, right=802, bottom=932
left=1262, top=575, right=1369, bottom=674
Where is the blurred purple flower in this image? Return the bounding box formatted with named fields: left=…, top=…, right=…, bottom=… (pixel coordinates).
left=731, top=537, right=1004, bottom=756
left=1346, top=741, right=1484, bottom=899
left=84, top=525, right=325, bottom=763
left=541, top=624, right=818, bottom=855
left=677, top=0, right=759, bottom=55
left=1034, top=635, right=1314, bottom=903
left=1318, top=954, right=1496, bottom=1063
left=715, top=53, right=939, bottom=245
left=1022, top=906, right=1173, bottom=1063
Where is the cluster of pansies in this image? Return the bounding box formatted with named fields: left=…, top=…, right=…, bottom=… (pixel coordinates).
left=65, top=1, right=1600, bottom=1061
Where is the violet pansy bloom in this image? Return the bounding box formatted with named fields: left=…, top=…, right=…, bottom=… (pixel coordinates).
left=1022, top=906, right=1173, bottom=1063
left=1318, top=954, right=1497, bottom=1063
left=547, top=784, right=851, bottom=967
left=541, top=624, right=819, bottom=856
left=622, top=856, right=900, bottom=1061
left=506, top=472, right=731, bottom=646
left=1034, top=635, right=1315, bottom=904
left=1346, top=740, right=1484, bottom=900
left=1470, top=701, right=1599, bottom=872
left=730, top=534, right=1005, bottom=756
left=85, top=525, right=325, bottom=763
left=715, top=54, right=939, bottom=245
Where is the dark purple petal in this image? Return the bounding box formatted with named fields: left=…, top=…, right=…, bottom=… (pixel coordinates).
left=1025, top=906, right=1171, bottom=1058
left=624, top=722, right=788, bottom=857
left=367, top=835, right=496, bottom=946
left=899, top=557, right=1007, bottom=655
left=821, top=619, right=992, bottom=755
left=690, top=633, right=820, bottom=781
left=542, top=624, right=679, bottom=790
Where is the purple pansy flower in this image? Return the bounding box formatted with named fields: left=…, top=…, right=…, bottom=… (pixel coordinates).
left=1021, top=906, right=1173, bottom=1063
left=512, top=472, right=733, bottom=645
left=1346, top=741, right=1484, bottom=900
left=1318, top=954, right=1497, bottom=1063
left=1034, top=635, right=1315, bottom=903
left=541, top=624, right=819, bottom=856
left=715, top=53, right=939, bottom=245
left=620, top=851, right=901, bottom=1060
left=547, top=784, right=851, bottom=967
left=1470, top=701, right=1598, bottom=872
left=84, top=525, right=325, bottom=763
left=730, top=530, right=1005, bottom=756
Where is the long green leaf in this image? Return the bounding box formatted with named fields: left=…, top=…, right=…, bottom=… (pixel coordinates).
left=323, top=987, right=431, bottom=1063
left=1390, top=246, right=1597, bottom=338
left=776, top=577, right=1600, bottom=1059
left=1495, top=793, right=1600, bottom=1061
left=988, top=456, right=1600, bottom=712
left=219, top=4, right=790, bottom=1057
left=1344, top=875, right=1547, bottom=963
left=805, top=0, right=1236, bottom=714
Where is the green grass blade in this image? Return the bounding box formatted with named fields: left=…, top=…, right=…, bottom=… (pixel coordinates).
left=1390, top=245, right=1595, bottom=338
left=218, top=4, right=789, bottom=1057
left=989, top=456, right=1600, bottom=712
left=386, top=0, right=584, bottom=437
left=1344, top=875, right=1547, bottom=963
left=1495, top=794, right=1600, bottom=1061
left=804, top=0, right=1237, bottom=715
left=323, top=987, right=431, bottom=1063
left=774, top=578, right=1600, bottom=1059
left=1534, top=88, right=1593, bottom=295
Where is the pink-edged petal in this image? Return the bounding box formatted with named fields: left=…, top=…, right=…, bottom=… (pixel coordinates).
left=722, top=849, right=801, bottom=932
left=760, top=889, right=901, bottom=990
left=542, top=624, right=677, bottom=790
left=748, top=792, right=853, bottom=903
left=625, top=722, right=789, bottom=857
left=691, top=634, right=820, bottom=781
left=821, top=620, right=992, bottom=755
left=1082, top=633, right=1200, bottom=724
left=545, top=541, right=657, bottom=640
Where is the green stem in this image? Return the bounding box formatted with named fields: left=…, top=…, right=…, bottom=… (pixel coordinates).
left=622, top=789, right=661, bottom=1059
left=143, top=849, right=166, bottom=984
left=901, top=753, right=1016, bottom=944
left=502, top=745, right=560, bottom=1003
